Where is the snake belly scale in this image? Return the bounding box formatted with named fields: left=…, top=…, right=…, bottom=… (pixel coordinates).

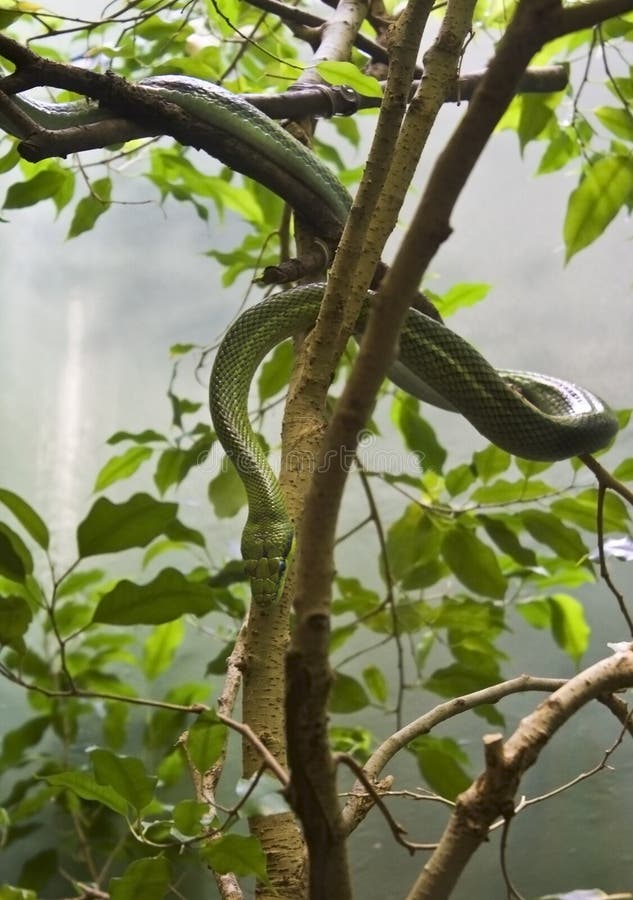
left=0, top=74, right=619, bottom=606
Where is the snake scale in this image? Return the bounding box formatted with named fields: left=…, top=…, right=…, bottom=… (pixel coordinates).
left=0, top=74, right=619, bottom=605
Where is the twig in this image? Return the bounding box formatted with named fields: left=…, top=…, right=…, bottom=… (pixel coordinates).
left=335, top=753, right=438, bottom=852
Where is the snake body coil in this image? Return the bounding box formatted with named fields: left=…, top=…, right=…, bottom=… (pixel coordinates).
left=1, top=75, right=619, bottom=606
left=211, top=285, right=618, bottom=605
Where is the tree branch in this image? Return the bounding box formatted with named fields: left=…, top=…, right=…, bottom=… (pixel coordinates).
left=406, top=647, right=633, bottom=899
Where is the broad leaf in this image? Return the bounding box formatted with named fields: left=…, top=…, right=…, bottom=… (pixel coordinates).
left=77, top=493, right=178, bottom=557
left=564, top=155, right=633, bottom=260
left=109, top=857, right=171, bottom=900
left=187, top=711, right=228, bottom=772
left=442, top=527, right=507, bottom=598
left=90, top=749, right=156, bottom=815
left=200, top=834, right=267, bottom=879
left=93, top=567, right=219, bottom=625
left=0, top=488, right=49, bottom=549
left=45, top=771, right=128, bottom=817
left=94, top=446, right=153, bottom=491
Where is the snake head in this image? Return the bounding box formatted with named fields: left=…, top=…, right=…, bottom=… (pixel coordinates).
left=241, top=522, right=294, bottom=606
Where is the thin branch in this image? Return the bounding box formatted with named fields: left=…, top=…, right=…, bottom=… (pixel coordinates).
left=335, top=753, right=438, bottom=852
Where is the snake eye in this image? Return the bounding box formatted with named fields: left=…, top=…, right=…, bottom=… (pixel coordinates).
left=278, top=559, right=286, bottom=575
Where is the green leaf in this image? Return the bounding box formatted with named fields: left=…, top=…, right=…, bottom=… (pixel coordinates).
left=0, top=716, right=49, bottom=771
left=173, top=799, right=210, bottom=836
left=564, top=155, right=633, bottom=260
left=384, top=505, right=442, bottom=584
left=316, top=60, right=382, bottom=98
left=442, top=527, right=507, bottom=599
left=391, top=393, right=446, bottom=473
left=434, top=282, right=490, bottom=317
left=67, top=177, right=112, bottom=238
left=362, top=665, right=388, bottom=704
left=548, top=593, right=590, bottom=663
left=0, top=595, right=32, bottom=652
left=329, top=672, right=370, bottom=713
left=517, top=94, right=554, bottom=150
left=0, top=524, right=28, bottom=582
left=472, top=444, right=511, bottom=482
left=142, top=619, right=185, bottom=679
left=3, top=168, right=67, bottom=209
left=0, top=887, right=37, bottom=900
left=479, top=515, right=537, bottom=566
left=93, top=567, right=219, bottom=625
left=57, top=568, right=104, bottom=598
left=0, top=488, right=49, bottom=549
left=519, top=510, right=586, bottom=560
left=109, top=857, right=171, bottom=900
left=94, top=446, right=153, bottom=491
left=76, top=493, right=178, bottom=557
left=90, top=749, right=156, bottom=815
left=187, top=711, right=228, bottom=772
left=409, top=735, right=472, bottom=800
left=551, top=490, right=628, bottom=534
left=537, top=128, right=579, bottom=174
left=445, top=463, right=476, bottom=496
left=18, top=848, right=58, bottom=891
left=153, top=431, right=214, bottom=494
left=594, top=105, right=633, bottom=140
left=258, top=340, right=293, bottom=402
left=471, top=478, right=554, bottom=504
left=200, top=834, right=267, bottom=879
left=208, top=463, right=247, bottom=518
left=45, top=770, right=129, bottom=816
left=614, top=457, right=633, bottom=480
left=107, top=429, right=166, bottom=445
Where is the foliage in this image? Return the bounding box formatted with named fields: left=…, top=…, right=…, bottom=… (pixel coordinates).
left=0, top=2, right=632, bottom=899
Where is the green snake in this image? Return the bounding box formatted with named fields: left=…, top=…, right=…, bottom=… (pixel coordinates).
left=0, top=74, right=619, bottom=605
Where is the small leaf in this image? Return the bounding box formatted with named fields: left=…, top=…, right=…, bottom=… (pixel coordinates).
left=45, top=771, right=128, bottom=816
left=173, top=799, right=210, bottom=836
left=391, top=393, right=446, bottom=473
left=187, top=711, right=228, bottom=773
left=362, top=665, right=388, bottom=704
left=0, top=488, right=49, bottom=549
left=258, top=340, right=293, bottom=402
left=0, top=525, right=28, bottom=582
left=442, top=527, right=507, bottom=599
left=77, top=493, right=178, bottom=557
left=435, top=282, right=490, bottom=317
left=208, top=463, right=247, bottom=518
left=564, top=155, right=633, bottom=260
left=107, top=429, right=166, bottom=445
left=94, top=446, right=153, bottom=491
left=409, top=735, right=472, bottom=800
left=329, top=672, right=370, bottom=713
left=548, top=593, right=590, bottom=662
left=200, top=834, right=267, bottom=879
left=90, top=749, right=156, bottom=815
left=93, top=567, right=219, bottom=625
left=472, top=444, right=511, bottom=482
left=142, top=619, right=185, bottom=679
left=0, top=595, right=32, bottom=652
left=519, top=510, right=586, bottom=561
left=594, top=105, right=633, bottom=140
left=67, top=177, right=112, bottom=238
left=3, top=169, right=67, bottom=209
left=0, top=716, right=49, bottom=771
left=109, top=857, right=171, bottom=900
left=316, top=61, right=382, bottom=98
